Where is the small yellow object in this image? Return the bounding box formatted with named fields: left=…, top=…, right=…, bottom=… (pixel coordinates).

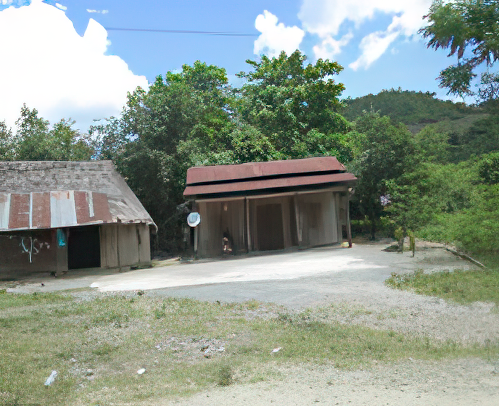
left=341, top=242, right=350, bottom=248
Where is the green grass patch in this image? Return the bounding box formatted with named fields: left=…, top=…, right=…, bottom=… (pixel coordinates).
left=0, top=292, right=498, bottom=405
left=386, top=268, right=499, bottom=306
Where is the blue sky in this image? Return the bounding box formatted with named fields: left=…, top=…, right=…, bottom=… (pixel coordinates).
left=0, top=0, right=454, bottom=132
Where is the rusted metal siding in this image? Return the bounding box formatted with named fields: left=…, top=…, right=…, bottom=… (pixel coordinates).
left=0, top=191, right=114, bottom=231
left=32, top=192, right=50, bottom=228
left=0, top=161, right=156, bottom=231
left=50, top=191, right=78, bottom=228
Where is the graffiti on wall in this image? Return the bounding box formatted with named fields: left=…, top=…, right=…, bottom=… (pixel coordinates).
left=20, top=236, right=50, bottom=263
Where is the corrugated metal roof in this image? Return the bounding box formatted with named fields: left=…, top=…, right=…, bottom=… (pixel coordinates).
left=186, top=156, right=346, bottom=185
left=0, top=161, right=156, bottom=232
left=184, top=172, right=357, bottom=197
left=184, top=157, right=356, bottom=198
left=0, top=191, right=113, bottom=231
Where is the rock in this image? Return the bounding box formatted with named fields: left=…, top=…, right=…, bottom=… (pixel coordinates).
left=137, top=368, right=146, bottom=375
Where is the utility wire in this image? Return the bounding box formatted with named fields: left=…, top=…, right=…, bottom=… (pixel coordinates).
left=105, top=27, right=258, bottom=37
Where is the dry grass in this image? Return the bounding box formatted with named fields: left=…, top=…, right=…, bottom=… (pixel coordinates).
left=1, top=290, right=498, bottom=405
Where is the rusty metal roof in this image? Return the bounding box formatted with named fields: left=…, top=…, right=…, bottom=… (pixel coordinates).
left=184, top=157, right=356, bottom=198
left=0, top=161, right=156, bottom=232
left=186, top=156, right=347, bottom=185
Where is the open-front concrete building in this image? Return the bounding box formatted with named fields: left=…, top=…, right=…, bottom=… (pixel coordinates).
left=0, top=161, right=156, bottom=275
left=183, top=157, right=356, bottom=258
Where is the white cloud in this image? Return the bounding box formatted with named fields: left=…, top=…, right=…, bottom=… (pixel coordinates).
left=349, top=30, right=399, bottom=70
left=298, top=0, right=431, bottom=66
left=253, top=10, right=305, bottom=58
left=0, top=0, right=147, bottom=132
left=87, top=9, right=109, bottom=14
left=313, top=32, right=354, bottom=59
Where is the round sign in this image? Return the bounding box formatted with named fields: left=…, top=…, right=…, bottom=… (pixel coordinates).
left=187, top=212, right=201, bottom=227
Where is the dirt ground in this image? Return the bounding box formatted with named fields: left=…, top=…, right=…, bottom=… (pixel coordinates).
left=168, top=358, right=499, bottom=406
left=2, top=242, right=499, bottom=405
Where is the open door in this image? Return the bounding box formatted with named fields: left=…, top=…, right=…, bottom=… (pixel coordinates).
left=68, top=226, right=101, bottom=269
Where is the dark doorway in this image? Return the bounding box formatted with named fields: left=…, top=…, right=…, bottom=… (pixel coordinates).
left=68, top=226, right=101, bottom=269
left=256, top=203, right=284, bottom=251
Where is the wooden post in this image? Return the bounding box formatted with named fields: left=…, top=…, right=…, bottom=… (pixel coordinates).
left=294, top=194, right=302, bottom=246
left=246, top=197, right=251, bottom=252
left=346, top=193, right=352, bottom=248
left=193, top=200, right=198, bottom=258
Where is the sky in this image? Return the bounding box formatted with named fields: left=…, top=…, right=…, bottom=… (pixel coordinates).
left=0, top=0, right=455, bottom=133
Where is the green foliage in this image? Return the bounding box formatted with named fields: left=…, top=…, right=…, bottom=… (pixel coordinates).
left=15, top=104, right=52, bottom=160
left=450, top=184, right=499, bottom=254
left=349, top=112, right=417, bottom=239
left=0, top=120, right=14, bottom=160
left=387, top=160, right=478, bottom=234
left=479, top=151, right=499, bottom=184
left=420, top=0, right=499, bottom=98
left=237, top=50, right=347, bottom=158
left=94, top=62, right=236, bottom=251
left=342, top=89, right=473, bottom=126
left=0, top=104, right=94, bottom=161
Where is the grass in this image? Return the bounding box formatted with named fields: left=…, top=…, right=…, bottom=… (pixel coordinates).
left=386, top=266, right=499, bottom=306
left=1, top=292, right=498, bottom=405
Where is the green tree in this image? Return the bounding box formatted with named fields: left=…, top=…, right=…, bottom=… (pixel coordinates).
left=14, top=104, right=52, bottom=160
left=387, top=160, right=477, bottom=237
left=237, top=50, right=348, bottom=158
left=420, top=0, right=499, bottom=98
left=96, top=62, right=237, bottom=251
left=478, top=151, right=499, bottom=184
left=0, top=120, right=14, bottom=160
left=50, top=119, right=94, bottom=161
left=349, top=112, right=418, bottom=239
left=11, top=105, right=93, bottom=161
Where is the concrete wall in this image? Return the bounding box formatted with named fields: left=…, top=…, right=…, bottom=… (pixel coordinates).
left=100, top=223, right=151, bottom=269
left=0, top=229, right=67, bottom=275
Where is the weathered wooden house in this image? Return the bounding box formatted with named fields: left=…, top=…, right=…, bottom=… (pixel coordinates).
left=0, top=161, right=156, bottom=274
left=183, top=157, right=356, bottom=258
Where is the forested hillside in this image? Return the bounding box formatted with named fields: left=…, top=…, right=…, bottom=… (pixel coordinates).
left=342, top=89, right=474, bottom=126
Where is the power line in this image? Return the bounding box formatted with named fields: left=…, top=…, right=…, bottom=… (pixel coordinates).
left=105, top=27, right=258, bottom=37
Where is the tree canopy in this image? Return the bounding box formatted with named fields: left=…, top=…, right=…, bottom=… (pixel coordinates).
left=420, top=0, right=499, bottom=98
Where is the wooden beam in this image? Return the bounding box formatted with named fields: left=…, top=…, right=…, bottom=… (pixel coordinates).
left=246, top=198, right=251, bottom=252
left=346, top=194, right=352, bottom=248
left=294, top=194, right=302, bottom=245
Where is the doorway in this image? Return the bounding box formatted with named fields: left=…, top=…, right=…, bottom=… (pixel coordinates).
left=256, top=203, right=284, bottom=251
left=68, top=226, right=101, bottom=269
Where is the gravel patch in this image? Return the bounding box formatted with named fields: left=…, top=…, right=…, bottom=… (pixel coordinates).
left=167, top=358, right=499, bottom=406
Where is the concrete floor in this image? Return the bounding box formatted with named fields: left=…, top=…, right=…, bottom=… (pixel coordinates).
left=3, top=243, right=475, bottom=309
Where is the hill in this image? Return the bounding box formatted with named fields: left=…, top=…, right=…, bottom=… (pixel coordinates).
left=342, top=89, right=478, bottom=129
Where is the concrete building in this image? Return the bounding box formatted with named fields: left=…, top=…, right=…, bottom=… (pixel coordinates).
left=0, top=161, right=156, bottom=275
left=183, top=157, right=356, bottom=258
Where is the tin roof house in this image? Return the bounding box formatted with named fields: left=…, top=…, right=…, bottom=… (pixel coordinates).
left=0, top=161, right=156, bottom=275
left=183, top=156, right=356, bottom=258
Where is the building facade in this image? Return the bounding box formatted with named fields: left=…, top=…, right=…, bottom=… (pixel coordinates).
left=183, top=157, right=356, bottom=258
left=0, top=161, right=156, bottom=275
